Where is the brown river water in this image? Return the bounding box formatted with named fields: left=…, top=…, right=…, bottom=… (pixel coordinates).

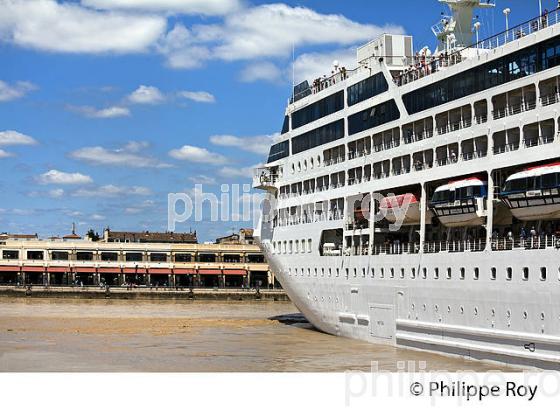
left=0, top=297, right=511, bottom=372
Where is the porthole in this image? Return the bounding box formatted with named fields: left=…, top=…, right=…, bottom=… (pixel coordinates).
left=434, top=267, right=439, bottom=279
left=345, top=268, right=349, bottom=279
left=523, top=311, right=528, bottom=320
left=362, top=268, right=366, bottom=277
left=422, top=267, right=427, bottom=279
left=523, top=267, right=529, bottom=281
left=291, top=163, right=295, bottom=173
left=491, top=267, right=497, bottom=281
left=353, top=268, right=357, bottom=278
left=336, top=268, right=340, bottom=277
left=506, top=267, right=513, bottom=281
left=506, top=309, right=511, bottom=318
left=411, top=303, right=415, bottom=311
left=400, top=268, right=405, bottom=279
left=446, top=267, right=451, bottom=280
left=381, top=268, right=385, bottom=278
left=541, top=312, right=546, bottom=321
left=540, top=267, right=547, bottom=281
left=370, top=268, right=375, bottom=278
left=321, top=268, right=325, bottom=277
left=303, top=160, right=307, bottom=170
left=297, top=162, right=301, bottom=172
left=317, top=155, right=321, bottom=165
left=310, top=158, right=314, bottom=169
left=460, top=306, right=464, bottom=314
left=422, top=303, right=426, bottom=311
left=411, top=268, right=416, bottom=279
left=474, top=267, right=480, bottom=280
left=447, top=305, right=451, bottom=313
left=390, top=268, right=395, bottom=278
left=474, top=307, right=479, bottom=316
left=460, top=267, right=465, bottom=280
left=491, top=308, right=496, bottom=317
left=434, top=304, right=439, bottom=312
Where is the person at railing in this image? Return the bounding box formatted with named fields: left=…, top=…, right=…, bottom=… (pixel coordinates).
left=543, top=9, right=549, bottom=28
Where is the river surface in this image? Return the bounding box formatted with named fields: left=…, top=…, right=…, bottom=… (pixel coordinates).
left=0, top=297, right=512, bottom=372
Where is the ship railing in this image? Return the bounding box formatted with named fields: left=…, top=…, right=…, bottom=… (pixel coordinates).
left=493, top=101, right=537, bottom=120
left=404, top=130, right=434, bottom=144
left=291, top=67, right=358, bottom=103
left=395, top=8, right=560, bottom=87
left=492, top=235, right=560, bottom=251
left=436, top=119, right=471, bottom=136
left=474, top=114, right=488, bottom=124
left=423, top=239, right=485, bottom=253
left=493, top=142, right=519, bottom=155
left=436, top=156, right=459, bottom=166
left=523, top=134, right=555, bottom=148
left=461, top=150, right=487, bottom=161
left=373, top=243, right=420, bottom=255
left=541, top=92, right=560, bottom=106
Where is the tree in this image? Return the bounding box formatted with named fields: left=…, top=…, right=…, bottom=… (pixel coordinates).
left=86, top=229, right=100, bottom=241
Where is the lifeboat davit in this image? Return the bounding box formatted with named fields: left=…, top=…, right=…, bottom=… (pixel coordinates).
left=499, top=162, right=560, bottom=221
left=379, top=193, right=432, bottom=225
left=430, top=178, right=487, bottom=227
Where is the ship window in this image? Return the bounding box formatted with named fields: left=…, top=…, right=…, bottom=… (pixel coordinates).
left=541, top=173, right=558, bottom=189
left=446, top=268, right=451, bottom=280
left=491, top=267, right=497, bottom=280
left=380, top=268, right=385, bottom=278
left=390, top=268, right=395, bottom=278
left=460, top=267, right=465, bottom=280
left=507, top=267, right=513, bottom=281
left=523, top=267, right=529, bottom=281
left=292, top=90, right=344, bottom=129
left=422, top=268, right=427, bottom=279
left=362, top=268, right=366, bottom=277
left=267, top=140, right=290, bottom=163
left=370, top=268, right=374, bottom=278
left=400, top=268, right=405, bottom=279
left=434, top=267, right=439, bottom=279
left=353, top=268, right=357, bottom=278
left=411, top=268, right=416, bottom=279
left=289, top=241, right=293, bottom=253
left=348, top=99, right=400, bottom=136
left=540, top=267, right=547, bottom=281
left=345, top=268, right=349, bottom=279
left=474, top=267, right=480, bottom=280
left=308, top=239, right=312, bottom=253
left=281, top=115, right=290, bottom=134
left=402, top=33, right=554, bottom=115
left=292, top=119, right=345, bottom=154
left=347, top=72, right=389, bottom=106
left=336, top=268, right=340, bottom=277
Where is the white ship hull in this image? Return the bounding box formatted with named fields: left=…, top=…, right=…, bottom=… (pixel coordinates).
left=254, top=2, right=560, bottom=369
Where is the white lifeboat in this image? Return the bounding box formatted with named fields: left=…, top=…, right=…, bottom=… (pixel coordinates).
left=430, top=178, right=487, bottom=227
left=499, top=162, right=560, bottom=221
left=379, top=193, right=432, bottom=225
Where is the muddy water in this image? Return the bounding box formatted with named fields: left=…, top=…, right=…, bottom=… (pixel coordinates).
left=0, top=298, right=511, bottom=372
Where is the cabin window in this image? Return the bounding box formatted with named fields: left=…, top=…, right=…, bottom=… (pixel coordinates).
left=345, top=268, right=349, bottom=279
left=523, top=267, right=530, bottom=281
left=27, top=251, right=44, bottom=260
left=507, top=267, right=513, bottom=281
left=446, top=267, right=452, bottom=280
left=308, top=239, right=312, bottom=253
left=400, top=268, right=405, bottom=279
left=422, top=268, right=427, bottom=279
left=540, top=267, right=547, bottom=281
left=370, top=268, right=375, bottom=278
left=390, top=268, right=395, bottom=278
left=380, top=268, right=385, bottom=278
left=434, top=267, right=439, bottom=279
left=460, top=267, right=465, bottom=280
left=411, top=268, right=416, bottom=279
left=491, top=267, right=497, bottom=280
left=474, top=267, right=480, bottom=280
left=2, top=250, right=19, bottom=260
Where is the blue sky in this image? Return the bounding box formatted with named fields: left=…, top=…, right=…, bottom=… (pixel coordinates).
left=0, top=0, right=548, bottom=241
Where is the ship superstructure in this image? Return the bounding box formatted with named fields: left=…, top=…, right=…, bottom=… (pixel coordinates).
left=254, top=0, right=560, bottom=368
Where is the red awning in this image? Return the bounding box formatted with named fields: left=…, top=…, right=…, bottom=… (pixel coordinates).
left=173, top=269, right=196, bottom=275
left=223, top=269, right=246, bottom=276
left=198, top=269, right=221, bottom=275
left=123, top=268, right=147, bottom=274
left=98, top=267, right=121, bottom=274
left=149, top=268, right=172, bottom=275
left=0, top=266, right=20, bottom=272
left=22, top=266, right=45, bottom=272
left=74, top=267, right=96, bottom=273
left=47, top=267, right=68, bottom=273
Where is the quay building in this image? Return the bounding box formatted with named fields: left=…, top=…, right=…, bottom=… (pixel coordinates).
left=0, top=229, right=275, bottom=289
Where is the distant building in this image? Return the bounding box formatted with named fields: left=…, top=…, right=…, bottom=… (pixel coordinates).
left=63, top=223, right=82, bottom=242
left=0, top=233, right=38, bottom=241
left=215, top=228, right=254, bottom=245
left=102, top=228, right=198, bottom=244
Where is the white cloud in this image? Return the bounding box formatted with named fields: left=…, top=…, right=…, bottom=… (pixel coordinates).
left=0, top=80, right=36, bottom=102
left=81, top=0, right=242, bottom=16
left=0, top=130, right=38, bottom=146
left=239, top=62, right=282, bottom=83
left=73, top=184, right=152, bottom=197
left=68, top=105, right=130, bottom=118
left=178, top=90, right=215, bottom=103
left=49, top=188, right=65, bottom=198
left=218, top=165, right=255, bottom=178
left=70, top=142, right=171, bottom=168
left=157, top=24, right=211, bottom=69
left=188, top=174, right=216, bottom=185
left=210, top=133, right=278, bottom=155
left=293, top=48, right=356, bottom=83
left=169, top=145, right=227, bottom=165
left=0, top=149, right=13, bottom=158
left=0, top=0, right=166, bottom=53
left=124, top=199, right=156, bottom=214
left=127, top=85, right=165, bottom=104
left=37, top=170, right=93, bottom=185
left=90, top=213, right=106, bottom=221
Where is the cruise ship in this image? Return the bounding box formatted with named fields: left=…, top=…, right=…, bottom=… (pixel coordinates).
left=253, top=0, right=560, bottom=369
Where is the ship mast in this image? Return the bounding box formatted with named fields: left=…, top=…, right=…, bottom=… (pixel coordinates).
left=433, top=0, right=494, bottom=53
